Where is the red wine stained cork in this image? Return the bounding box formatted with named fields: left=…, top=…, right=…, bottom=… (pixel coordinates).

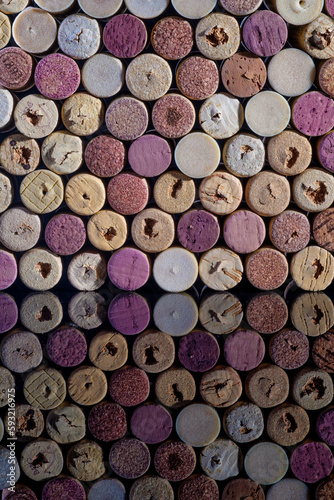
left=42, top=131, right=83, bottom=176
left=223, top=210, right=265, bottom=254
left=46, top=403, right=85, bottom=444
left=128, top=134, right=171, bottom=178
left=130, top=476, right=174, bottom=500
left=293, top=168, right=334, bottom=212
left=20, top=439, right=63, bottom=481
left=177, top=209, right=219, bottom=253
left=0, top=207, right=41, bottom=252
left=199, top=292, right=243, bottom=335
left=106, top=97, right=148, bottom=141
left=89, top=330, right=128, bottom=371
left=132, top=329, right=175, bottom=373
left=20, top=292, right=62, bottom=334
left=0, top=47, right=34, bottom=91
left=151, top=17, right=193, bottom=60
left=46, top=326, right=87, bottom=368
left=223, top=402, right=264, bottom=443
left=154, top=171, right=196, bottom=214
left=224, top=329, right=265, bottom=371
left=35, top=0, right=76, bottom=14
left=109, top=438, right=150, bottom=479
left=65, top=173, right=105, bottom=216
left=0, top=133, right=40, bottom=176
left=291, top=246, right=334, bottom=291
left=199, top=171, right=242, bottom=215
left=0, top=292, right=18, bottom=334
left=108, top=292, right=150, bottom=335
left=0, top=173, right=13, bottom=214
left=154, top=440, right=196, bottom=482
left=221, top=52, right=266, bottom=98
left=242, top=10, right=287, bottom=57
left=153, top=292, right=198, bottom=336
left=155, top=366, right=196, bottom=408
left=290, top=14, right=334, bottom=59
left=103, top=14, right=147, bottom=58
left=68, top=292, right=107, bottom=330
left=222, top=133, right=265, bottom=178
left=316, top=477, right=334, bottom=500
left=290, top=441, right=334, bottom=484
left=67, top=440, right=105, bottom=481
left=152, top=94, right=195, bottom=139
left=178, top=475, right=219, bottom=500
left=269, top=210, right=310, bottom=253
left=196, top=13, right=240, bottom=60
left=270, top=329, right=309, bottom=370
left=291, top=292, right=334, bottom=337
left=199, top=93, right=244, bottom=140
left=313, top=208, right=334, bottom=251
left=12, top=7, right=57, bottom=54
left=35, top=54, right=80, bottom=101
left=244, top=442, right=288, bottom=485
left=245, top=247, right=289, bottom=291
left=0, top=249, right=16, bottom=290
left=175, top=132, right=221, bottom=178
left=199, top=247, right=243, bottom=291
left=318, top=57, right=334, bottom=97
left=317, top=129, right=334, bottom=172
left=20, top=170, right=63, bottom=214
left=0, top=329, right=42, bottom=373
left=266, top=403, right=310, bottom=446
left=200, top=438, right=243, bottom=481
left=19, top=248, right=62, bottom=291
left=176, top=56, right=219, bottom=100
left=41, top=477, right=86, bottom=500
left=291, top=91, right=334, bottom=137
left=23, top=366, right=66, bottom=410
left=62, top=93, right=104, bottom=137
left=292, top=367, right=334, bottom=410
left=107, top=173, right=149, bottom=215
left=58, top=14, right=101, bottom=59
left=131, top=208, right=175, bottom=253
left=317, top=406, right=334, bottom=445
left=130, top=403, right=173, bottom=444
left=88, top=402, right=127, bottom=442
left=313, top=331, right=334, bottom=372
left=268, top=48, right=315, bottom=97
left=0, top=367, right=14, bottom=407
left=68, top=366, right=107, bottom=406
left=108, top=247, right=150, bottom=291
left=85, top=135, right=125, bottom=178
left=5, top=404, right=44, bottom=441
left=178, top=330, right=219, bottom=373
left=67, top=251, right=107, bottom=291
left=82, top=53, right=124, bottom=99
left=176, top=404, right=220, bottom=447
left=109, top=366, right=150, bottom=407
left=267, top=130, right=312, bottom=176
left=126, top=54, right=172, bottom=101
left=14, top=94, right=58, bottom=139
left=245, top=171, right=290, bottom=217
left=222, top=479, right=265, bottom=500
left=200, top=365, right=242, bottom=407
left=245, top=363, right=289, bottom=408
left=45, top=213, right=86, bottom=256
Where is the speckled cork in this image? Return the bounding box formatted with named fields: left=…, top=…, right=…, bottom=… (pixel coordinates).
left=109, top=438, right=151, bottom=479
left=293, top=168, right=334, bottom=212
left=46, top=326, right=87, bottom=367
left=106, top=97, right=148, bottom=141
left=125, top=0, right=169, bottom=18
left=14, top=94, right=58, bottom=139
left=245, top=363, right=289, bottom=408
left=245, top=247, right=289, bottom=290
left=0, top=366, right=15, bottom=407
left=245, top=171, right=290, bottom=217
left=290, top=14, right=334, bottom=59
left=108, top=173, right=149, bottom=215
left=153, top=293, right=198, bottom=336
left=318, top=131, right=334, bottom=173
left=244, top=442, right=288, bottom=485
left=151, top=16, right=193, bottom=60
left=243, top=10, right=287, bottom=57
left=79, top=0, right=123, bottom=18
left=89, top=479, right=126, bottom=500
left=19, top=247, right=62, bottom=291
left=0, top=207, right=41, bottom=252
left=131, top=403, right=172, bottom=444
left=224, top=329, right=265, bottom=371
left=196, top=13, right=240, bottom=60
left=0, top=47, right=34, bottom=91
left=67, top=440, right=105, bottom=481
left=223, top=402, right=264, bottom=443
left=199, top=171, right=242, bottom=214
left=245, top=91, right=290, bottom=137
left=221, top=53, right=266, bottom=98
left=20, top=291, right=62, bottom=334
left=200, top=438, right=242, bottom=481
left=318, top=58, right=334, bottom=98
left=132, top=329, right=175, bottom=373
left=62, top=93, right=104, bottom=136
left=42, top=131, right=83, bottom=175
left=65, top=174, right=105, bottom=216
left=41, top=478, right=86, bottom=500
left=270, top=329, right=309, bottom=369
left=223, top=210, right=265, bottom=253
left=89, top=330, right=128, bottom=371
left=110, top=366, right=150, bottom=406
left=23, top=366, right=66, bottom=410
left=155, top=366, right=196, bottom=408
left=176, top=404, right=220, bottom=447
left=292, top=91, right=334, bottom=137
left=290, top=246, right=334, bottom=291
left=45, top=214, right=86, bottom=256
left=199, top=93, right=244, bottom=139
left=12, top=8, right=57, bottom=54
left=223, top=133, right=265, bottom=178
left=67, top=251, right=107, bottom=291
left=152, top=94, right=196, bottom=139
left=269, top=210, right=310, bottom=253
left=220, top=0, right=262, bottom=15
left=0, top=293, right=18, bottom=334
left=178, top=330, right=220, bottom=372
left=177, top=56, right=219, bottom=100
left=131, top=208, right=175, bottom=253
left=177, top=209, right=219, bottom=253
left=35, top=54, right=80, bottom=102
left=267, top=403, right=310, bottom=446
left=199, top=247, right=243, bottom=291
left=4, top=404, right=44, bottom=441
left=46, top=403, right=85, bottom=444
left=68, top=366, right=107, bottom=406
left=292, top=367, right=333, bottom=410
left=20, top=439, right=63, bottom=481
left=317, top=477, right=334, bottom=500
left=0, top=133, right=40, bottom=176
left=88, top=402, right=127, bottom=442
left=104, top=14, right=147, bottom=58
left=267, top=130, right=312, bottom=176
left=290, top=292, right=334, bottom=336
left=268, top=48, right=315, bottom=97
left=58, top=14, right=101, bottom=59
left=222, top=479, right=265, bottom=500
left=130, top=476, right=173, bottom=500
left=317, top=407, right=334, bottom=445
left=128, top=134, right=171, bottom=177
left=179, top=475, right=219, bottom=500
left=200, top=365, right=242, bottom=407
left=85, top=135, right=125, bottom=177
left=267, top=479, right=310, bottom=500
left=3, top=485, right=37, bottom=500
left=154, top=440, right=196, bottom=482
left=290, top=441, right=334, bottom=484
left=68, top=292, right=107, bottom=330
left=313, top=331, right=334, bottom=372
left=199, top=292, right=243, bottom=335
left=126, top=54, right=172, bottom=101
left=0, top=329, right=42, bottom=373
left=82, top=53, right=124, bottom=99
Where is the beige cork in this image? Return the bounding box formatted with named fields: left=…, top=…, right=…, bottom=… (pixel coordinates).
left=87, top=210, right=127, bottom=251
left=199, top=93, right=244, bottom=140
left=0, top=12, right=10, bottom=49
left=67, top=439, right=105, bottom=481
left=5, top=404, right=44, bottom=441
left=199, top=292, right=243, bottom=335
left=0, top=89, right=15, bottom=131
left=293, top=168, right=334, bottom=212
left=267, top=130, right=312, bottom=176
left=200, top=438, right=242, bottom=481
left=20, top=439, right=63, bottom=481
left=68, top=365, right=107, bottom=406
left=153, top=170, right=196, bottom=214
left=267, top=403, right=310, bottom=446
left=125, top=0, right=169, bottom=18
left=20, top=170, right=63, bottom=215
left=155, top=367, right=196, bottom=409
left=290, top=246, right=334, bottom=291
left=292, top=367, right=333, bottom=410
left=175, top=132, right=220, bottom=179
left=0, top=0, right=29, bottom=14
left=0, top=173, right=13, bottom=213
left=267, top=0, right=323, bottom=25
left=42, top=131, right=83, bottom=175
left=58, top=14, right=101, bottom=59
left=245, top=91, right=290, bottom=137
left=89, top=330, right=128, bottom=371
left=131, top=208, right=175, bottom=253
left=19, top=247, right=62, bottom=291
left=0, top=133, right=40, bottom=176
left=46, top=403, right=86, bottom=444
left=199, top=171, right=242, bottom=215
left=199, top=247, right=243, bottom=291
left=289, top=13, right=334, bottom=59
left=23, top=366, right=66, bottom=410
left=176, top=404, right=220, bottom=447
left=68, top=292, right=107, bottom=330
left=172, top=0, right=216, bottom=19
left=35, top=0, right=76, bottom=14
left=200, top=365, right=242, bottom=407
left=0, top=367, right=14, bottom=407
left=65, top=173, right=105, bottom=216
left=245, top=363, right=289, bottom=408
left=62, top=93, right=104, bottom=136
left=195, top=13, right=240, bottom=60
left=67, top=251, right=107, bottom=291
left=223, top=133, right=265, bottom=178
left=20, top=291, right=62, bottom=334
left=78, top=0, right=123, bottom=18
left=82, top=53, right=125, bottom=98
left=245, top=171, right=290, bottom=217
left=132, top=329, right=175, bottom=374
left=14, top=94, right=58, bottom=139
left=126, top=54, right=172, bottom=101
left=290, top=292, right=334, bottom=337
left=12, top=8, right=57, bottom=54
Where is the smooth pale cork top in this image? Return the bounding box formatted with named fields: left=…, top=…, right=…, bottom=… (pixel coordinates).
left=176, top=404, right=220, bottom=447
left=275, top=0, right=323, bottom=25
left=35, top=0, right=76, bottom=13
left=153, top=247, right=198, bottom=292
left=172, top=0, right=216, bottom=19
left=244, top=442, right=288, bottom=485
left=245, top=91, right=290, bottom=137
left=125, top=0, right=169, bottom=18
left=82, top=54, right=124, bottom=98
left=153, top=293, right=198, bottom=336
left=78, top=0, right=123, bottom=18
left=0, top=89, right=14, bottom=129
left=195, top=13, right=240, bottom=60
left=199, top=93, right=244, bottom=140
left=12, top=8, right=57, bottom=54
left=175, top=132, right=220, bottom=178
left=65, top=174, right=105, bottom=216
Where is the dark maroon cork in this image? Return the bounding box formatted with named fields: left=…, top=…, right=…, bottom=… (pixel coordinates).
left=85, top=135, right=126, bottom=178
left=178, top=475, right=219, bottom=500
left=41, top=478, right=86, bottom=500
left=46, top=327, right=87, bottom=368
left=270, top=329, right=310, bottom=370
left=290, top=441, right=334, bottom=483
left=154, top=441, right=196, bottom=482
left=130, top=403, right=173, bottom=444
left=103, top=14, right=147, bottom=59
left=246, top=293, right=288, bottom=334
left=109, top=366, right=150, bottom=407
left=269, top=210, right=311, bottom=253
left=313, top=208, right=334, bottom=252
left=222, top=479, right=265, bottom=500
left=151, top=16, right=193, bottom=60
left=45, top=214, right=86, bottom=256
left=0, top=47, right=34, bottom=90
left=88, top=402, right=127, bottom=442
left=313, top=331, right=334, bottom=372
left=109, top=438, right=150, bottom=479
left=178, top=330, right=220, bottom=372
left=317, top=407, right=334, bottom=446
left=107, top=173, right=149, bottom=215
left=2, top=486, right=37, bottom=500
left=152, top=94, right=195, bottom=139
left=177, top=56, right=219, bottom=100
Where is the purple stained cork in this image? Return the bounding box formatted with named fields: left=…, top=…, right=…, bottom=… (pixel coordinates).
left=88, top=402, right=127, bottom=442
left=104, top=14, right=147, bottom=59
left=292, top=92, right=334, bottom=137
left=177, top=210, right=220, bottom=253
left=108, top=293, right=150, bottom=335
left=326, top=0, right=334, bottom=16
left=107, top=173, right=149, bottom=215
left=109, top=438, right=150, bottom=479
left=109, top=366, right=150, bottom=407
left=0, top=47, right=33, bottom=90
left=108, top=248, right=150, bottom=291
left=2, top=485, right=37, bottom=500
left=154, top=441, right=196, bottom=482
left=151, top=17, right=193, bottom=60
left=317, top=408, right=334, bottom=446
left=223, top=210, right=266, bottom=254
left=0, top=250, right=17, bottom=290
left=85, top=135, right=125, bottom=178
left=46, top=327, right=87, bottom=367
left=35, top=54, right=80, bottom=100
left=179, top=475, right=219, bottom=500
left=42, top=478, right=86, bottom=500
left=128, top=135, right=172, bottom=177
left=242, top=11, right=288, bottom=57
left=152, top=94, right=195, bottom=139
left=318, top=131, right=334, bottom=172
left=291, top=442, right=334, bottom=483
left=45, top=214, right=86, bottom=256
left=270, top=329, right=309, bottom=370
left=130, top=404, right=173, bottom=444
left=178, top=330, right=220, bottom=372
left=0, top=293, right=18, bottom=334
left=224, top=329, right=265, bottom=371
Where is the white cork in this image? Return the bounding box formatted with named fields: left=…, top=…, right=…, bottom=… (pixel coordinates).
left=82, top=54, right=124, bottom=98
left=172, top=0, right=217, bottom=19
left=175, top=132, right=220, bottom=179
left=153, top=247, right=198, bottom=292
left=125, top=0, right=169, bottom=18
left=245, top=91, right=290, bottom=137
left=199, top=93, right=244, bottom=140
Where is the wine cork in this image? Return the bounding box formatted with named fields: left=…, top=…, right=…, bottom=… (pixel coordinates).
left=172, top=0, right=216, bottom=19
left=130, top=477, right=173, bottom=500
left=154, top=441, right=196, bottom=482
left=220, top=0, right=262, bottom=15
left=177, top=209, right=219, bottom=253
left=85, top=135, right=125, bottom=178
left=0, top=446, right=20, bottom=490
left=291, top=442, right=333, bottom=484
left=224, top=329, right=265, bottom=371
left=0, top=207, right=41, bottom=252
left=35, top=54, right=80, bottom=103
left=178, top=330, right=220, bottom=373
left=65, top=174, right=105, bottom=216
left=268, top=130, right=312, bottom=176
left=14, top=94, right=58, bottom=139
left=245, top=171, right=290, bottom=217
left=155, top=367, right=196, bottom=408
left=20, top=292, right=62, bottom=334
left=0, top=89, right=15, bottom=131
left=222, top=133, right=265, bottom=178
left=103, top=14, right=147, bottom=58
left=46, top=326, right=87, bottom=367
left=290, top=14, right=334, bottom=59
left=221, top=53, right=266, bottom=98
left=67, top=440, right=105, bottom=481
left=245, top=91, right=290, bottom=137
left=268, top=48, right=315, bottom=97
left=196, top=13, right=240, bottom=60
left=82, top=53, right=124, bottom=98
left=125, top=0, right=168, bottom=18
left=132, top=330, right=175, bottom=373
left=199, top=171, right=242, bottom=214
left=245, top=363, right=289, bottom=408
left=68, top=366, right=107, bottom=406
left=89, top=479, right=126, bottom=500
left=0, top=134, right=39, bottom=176
left=45, top=214, right=86, bottom=256
left=19, top=247, right=62, bottom=291
left=34, top=0, right=76, bottom=14
left=317, top=477, right=334, bottom=500
left=0, top=367, right=14, bottom=407
left=318, top=131, right=334, bottom=173
left=244, top=442, right=288, bottom=485
left=0, top=249, right=17, bottom=290
left=46, top=403, right=85, bottom=444
left=267, top=403, right=310, bottom=446
left=270, top=329, right=310, bottom=370
left=107, top=173, right=149, bottom=215
left=290, top=246, right=334, bottom=291
left=109, top=439, right=150, bottom=479
left=78, top=0, right=123, bottom=18
left=42, top=131, right=83, bottom=175
left=200, top=438, right=242, bottom=481
left=245, top=248, right=289, bottom=291
left=62, top=93, right=104, bottom=136
left=177, top=56, right=219, bottom=100
left=176, top=404, right=220, bottom=447
left=0, top=47, right=34, bottom=91
left=153, top=247, right=198, bottom=293
left=108, top=248, right=149, bottom=291
left=317, top=407, right=334, bottom=445
left=292, top=367, right=333, bottom=410
left=0, top=293, right=18, bottom=334
left=68, top=292, right=107, bottom=330
left=153, top=293, right=198, bottom=336
left=126, top=54, right=172, bottom=101
left=12, top=8, right=57, bottom=54
left=131, top=208, right=174, bottom=254
left=200, top=365, right=242, bottom=407
left=89, top=330, right=128, bottom=371
left=108, top=292, right=150, bottom=335
left=109, top=366, right=150, bottom=407
left=291, top=91, right=334, bottom=136
left=199, top=247, right=243, bottom=291
left=151, top=17, right=193, bottom=60
left=152, top=94, right=195, bottom=139
left=21, top=439, right=63, bottom=481
left=326, top=0, right=334, bottom=15
left=0, top=0, right=29, bottom=14
left=67, top=251, right=107, bottom=291
left=290, top=292, right=334, bottom=336
left=318, top=59, right=334, bottom=98
left=0, top=329, right=42, bottom=373
left=222, top=479, right=265, bottom=500
left=41, top=478, right=86, bottom=500
left=88, top=402, right=127, bottom=442
left=179, top=476, right=219, bottom=500
left=243, top=10, right=287, bottom=57
left=0, top=173, right=13, bottom=213
left=58, top=14, right=101, bottom=59
left=154, top=171, right=196, bottom=214
left=267, top=479, right=310, bottom=500
left=224, top=210, right=266, bottom=253
left=5, top=404, right=44, bottom=441
left=223, top=402, right=264, bottom=443
left=293, top=168, right=334, bottom=212
left=20, top=169, right=63, bottom=214
left=199, top=292, right=243, bottom=335
left=313, top=331, right=334, bottom=372
left=268, top=0, right=323, bottom=25
left=128, top=134, right=171, bottom=178
left=106, top=97, right=149, bottom=141
left=130, top=403, right=173, bottom=444
left=199, top=93, right=244, bottom=139
left=23, top=366, right=66, bottom=410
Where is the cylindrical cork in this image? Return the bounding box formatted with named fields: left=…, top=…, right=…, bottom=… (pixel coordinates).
left=42, top=131, right=83, bottom=176
left=154, top=171, right=196, bottom=214
left=175, top=132, right=220, bottom=178
left=131, top=208, right=175, bottom=253
left=178, top=331, right=220, bottom=373
left=0, top=330, right=42, bottom=373
left=172, top=0, right=216, bottom=19
left=223, top=402, right=264, bottom=443
left=2, top=485, right=37, bottom=500
left=291, top=442, right=334, bottom=484
left=89, top=479, right=126, bottom=500
left=267, top=479, right=310, bottom=500
left=0, top=133, right=40, bottom=176
left=242, top=10, right=287, bottom=57
left=67, top=440, right=105, bottom=482
left=23, top=366, right=66, bottom=410
left=318, top=58, right=334, bottom=97
left=222, top=133, right=265, bottom=178
left=108, top=293, right=150, bottom=335
left=12, top=8, right=57, bottom=54
left=107, top=173, right=149, bottom=215
left=5, top=404, right=44, bottom=442
left=293, top=168, right=334, bottom=212
left=0, top=250, right=17, bottom=290
left=41, top=478, right=86, bottom=500
left=46, top=403, right=85, bottom=444
left=176, top=404, right=220, bottom=447
left=177, top=209, right=220, bottom=253
left=130, top=476, right=173, bottom=500
left=245, top=171, right=290, bottom=217
left=155, top=367, right=196, bottom=408
left=317, top=131, right=334, bottom=173
left=20, top=170, right=63, bottom=214
left=89, top=330, right=128, bottom=371
left=0, top=367, right=15, bottom=407
left=152, top=94, right=196, bottom=139
left=317, top=407, right=334, bottom=445
left=14, top=94, right=58, bottom=140
left=267, top=0, right=323, bottom=25
left=313, top=331, right=334, bottom=372
left=269, top=210, right=311, bottom=253
left=109, top=366, right=150, bottom=407
left=132, top=330, right=175, bottom=373
left=125, top=0, right=169, bottom=18
left=68, top=292, right=107, bottom=330
left=199, top=292, right=243, bottom=335
left=245, top=363, right=289, bottom=408
left=245, top=247, right=289, bottom=291
left=223, top=210, right=265, bottom=253
left=290, top=14, right=334, bottom=59
left=58, top=14, right=101, bottom=59
left=268, top=48, right=315, bottom=97
left=154, top=293, right=198, bottom=336
left=85, top=135, right=125, bottom=178
left=129, top=134, right=171, bottom=178
left=78, top=0, right=123, bottom=18
left=221, top=53, right=266, bottom=98
left=88, top=402, right=127, bottom=442
left=109, top=438, right=151, bottom=479
left=35, top=0, right=76, bottom=14
left=87, top=211, right=127, bottom=252
left=154, top=440, right=196, bottom=482
left=292, top=367, right=334, bottom=410
left=326, top=0, right=334, bottom=15
left=196, top=13, right=240, bottom=60
left=45, top=214, right=86, bottom=256
left=126, top=53, right=172, bottom=101
left=270, top=329, right=309, bottom=370
left=245, top=91, right=290, bottom=137
left=267, top=403, right=310, bottom=446
left=68, top=366, right=107, bottom=406
left=0, top=207, right=41, bottom=252
left=20, top=439, right=63, bottom=481
left=0, top=293, right=18, bottom=334
left=291, top=91, right=334, bottom=137
left=200, top=365, right=242, bottom=407
left=151, top=16, right=193, bottom=60
left=62, top=93, right=104, bottom=137
left=220, top=0, right=262, bottom=15
left=290, top=246, right=334, bottom=291
left=317, top=477, right=334, bottom=500
left=106, top=97, right=148, bottom=141
left=108, top=248, right=150, bottom=291
left=103, top=14, right=147, bottom=58
left=35, top=54, right=80, bottom=101
left=199, top=171, right=242, bottom=215
left=199, top=93, right=244, bottom=139
left=222, top=479, right=265, bottom=500
left=19, top=248, right=62, bottom=291
left=82, top=53, right=125, bottom=99
left=0, top=173, right=13, bottom=213
left=0, top=0, right=29, bottom=14
left=224, top=329, right=265, bottom=371
left=199, top=247, right=243, bottom=291
left=177, top=56, right=219, bottom=100
left=291, top=292, right=334, bottom=336
left=46, top=327, right=87, bottom=368
left=67, top=251, right=107, bottom=291
left=244, top=442, right=288, bottom=485
left=0, top=47, right=34, bottom=91
left=20, top=292, right=62, bottom=334
left=130, top=403, right=173, bottom=444
left=0, top=89, right=15, bottom=131
left=200, top=438, right=243, bottom=481
left=65, top=174, right=105, bottom=216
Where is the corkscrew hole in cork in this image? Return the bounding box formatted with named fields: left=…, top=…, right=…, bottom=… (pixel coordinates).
left=167, top=107, right=182, bottom=126
left=82, top=193, right=90, bottom=200
left=36, top=306, right=52, bottom=322
left=85, top=381, right=92, bottom=390
left=284, top=338, right=298, bottom=352
left=44, top=386, right=51, bottom=398
left=25, top=110, right=42, bottom=126
left=303, top=181, right=328, bottom=204
left=13, top=146, right=31, bottom=169
left=239, top=421, right=252, bottom=434
left=31, top=453, right=48, bottom=467
left=41, top=184, right=48, bottom=197
left=283, top=412, right=297, bottom=433
left=103, top=342, right=118, bottom=356
left=144, top=345, right=159, bottom=365
left=240, top=144, right=253, bottom=160
left=312, top=305, right=324, bottom=324
left=211, top=455, right=221, bottom=466
left=35, top=262, right=52, bottom=279
left=312, top=258, right=324, bottom=279
left=285, top=231, right=298, bottom=245
left=169, top=179, right=183, bottom=198
left=168, top=453, right=183, bottom=469
left=300, top=377, right=325, bottom=400
left=143, top=218, right=159, bottom=238
left=209, top=309, right=222, bottom=323
left=284, top=147, right=299, bottom=168
left=170, top=383, right=183, bottom=402
left=309, top=30, right=333, bottom=50
left=103, top=227, right=117, bottom=241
